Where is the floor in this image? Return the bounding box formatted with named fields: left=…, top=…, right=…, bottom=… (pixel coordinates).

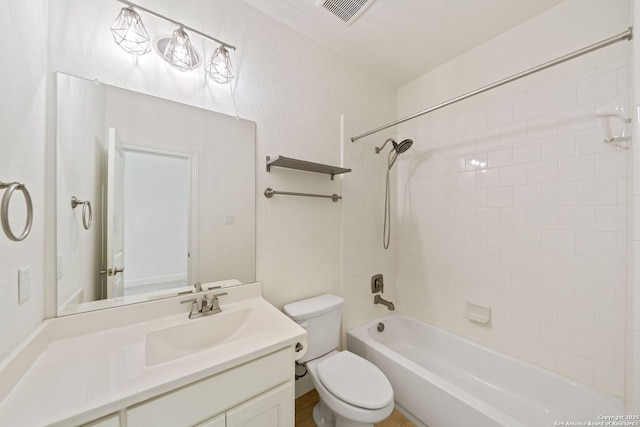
left=295, top=389, right=416, bottom=427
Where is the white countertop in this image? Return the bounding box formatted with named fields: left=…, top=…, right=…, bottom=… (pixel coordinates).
left=0, top=284, right=306, bottom=427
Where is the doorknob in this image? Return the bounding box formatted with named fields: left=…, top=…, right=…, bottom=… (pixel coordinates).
left=99, top=268, right=125, bottom=276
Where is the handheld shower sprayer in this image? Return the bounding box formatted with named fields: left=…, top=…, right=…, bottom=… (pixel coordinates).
left=377, top=137, right=414, bottom=249
left=376, top=138, right=414, bottom=169
left=375, top=138, right=414, bottom=155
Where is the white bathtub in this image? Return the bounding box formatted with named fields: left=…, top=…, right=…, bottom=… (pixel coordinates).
left=347, top=312, right=623, bottom=427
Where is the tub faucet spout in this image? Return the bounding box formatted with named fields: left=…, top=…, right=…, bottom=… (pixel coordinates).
left=374, top=294, right=395, bottom=311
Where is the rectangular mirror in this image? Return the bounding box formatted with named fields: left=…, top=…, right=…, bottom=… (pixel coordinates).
left=56, top=73, right=256, bottom=316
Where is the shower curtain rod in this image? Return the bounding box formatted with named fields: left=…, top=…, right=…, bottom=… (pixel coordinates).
left=351, top=27, right=633, bottom=142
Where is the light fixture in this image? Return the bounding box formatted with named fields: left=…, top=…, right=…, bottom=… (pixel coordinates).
left=158, top=27, right=200, bottom=71
left=206, top=46, right=234, bottom=84
left=110, top=6, right=151, bottom=56
left=111, top=1, right=237, bottom=84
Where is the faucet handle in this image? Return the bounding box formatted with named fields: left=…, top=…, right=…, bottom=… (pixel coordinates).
left=211, top=292, right=228, bottom=299
left=180, top=298, right=200, bottom=317
left=201, top=294, right=210, bottom=312
left=209, top=292, right=227, bottom=312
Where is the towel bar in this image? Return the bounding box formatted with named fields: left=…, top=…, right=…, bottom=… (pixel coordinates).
left=264, top=188, right=341, bottom=202
left=71, top=196, right=93, bottom=230
left=0, top=181, right=33, bottom=241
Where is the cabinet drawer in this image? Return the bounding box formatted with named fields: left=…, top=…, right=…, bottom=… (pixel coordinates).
left=127, top=348, right=292, bottom=427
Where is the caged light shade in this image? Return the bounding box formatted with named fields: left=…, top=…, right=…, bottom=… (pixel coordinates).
left=158, top=27, right=201, bottom=71
left=111, top=7, right=151, bottom=56
left=206, top=46, right=234, bottom=84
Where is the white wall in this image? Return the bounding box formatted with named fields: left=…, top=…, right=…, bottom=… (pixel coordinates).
left=396, top=0, right=631, bottom=399
left=10, top=0, right=630, bottom=407
left=47, top=0, right=396, bottom=313
left=0, top=1, right=48, bottom=361
left=46, top=1, right=396, bottom=315
left=0, top=0, right=395, bottom=364
left=341, top=126, right=401, bottom=331
left=398, top=0, right=632, bottom=122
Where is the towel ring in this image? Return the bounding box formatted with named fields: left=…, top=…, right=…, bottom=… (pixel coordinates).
left=71, top=196, right=93, bottom=230
left=0, top=181, right=33, bottom=242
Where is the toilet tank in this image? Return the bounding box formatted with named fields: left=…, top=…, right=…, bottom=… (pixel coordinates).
left=283, top=294, right=344, bottom=363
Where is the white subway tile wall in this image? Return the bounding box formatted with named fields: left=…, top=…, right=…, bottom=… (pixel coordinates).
left=396, top=61, right=630, bottom=397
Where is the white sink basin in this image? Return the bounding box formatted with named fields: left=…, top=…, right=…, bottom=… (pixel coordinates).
left=145, top=306, right=273, bottom=366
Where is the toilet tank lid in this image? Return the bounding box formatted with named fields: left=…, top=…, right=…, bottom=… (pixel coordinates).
left=283, top=294, right=344, bottom=321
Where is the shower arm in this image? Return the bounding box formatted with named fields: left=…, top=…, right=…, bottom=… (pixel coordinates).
left=351, top=27, right=633, bottom=142
left=375, top=138, right=395, bottom=154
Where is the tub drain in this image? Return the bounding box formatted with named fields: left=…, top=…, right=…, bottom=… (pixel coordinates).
left=377, top=322, right=385, bottom=332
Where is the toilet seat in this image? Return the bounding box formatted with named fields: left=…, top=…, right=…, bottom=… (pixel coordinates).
left=316, top=351, right=393, bottom=410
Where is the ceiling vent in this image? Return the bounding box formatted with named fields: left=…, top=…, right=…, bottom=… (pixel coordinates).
left=316, top=0, right=377, bottom=26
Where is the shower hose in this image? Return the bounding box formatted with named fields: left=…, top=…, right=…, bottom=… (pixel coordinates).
left=383, top=149, right=398, bottom=249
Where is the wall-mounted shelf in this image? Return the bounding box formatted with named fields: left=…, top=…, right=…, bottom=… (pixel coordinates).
left=266, top=156, right=351, bottom=180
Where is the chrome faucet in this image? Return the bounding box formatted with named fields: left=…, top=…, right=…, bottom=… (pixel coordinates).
left=181, top=292, right=228, bottom=319
left=201, top=294, right=211, bottom=312
left=374, top=294, right=395, bottom=311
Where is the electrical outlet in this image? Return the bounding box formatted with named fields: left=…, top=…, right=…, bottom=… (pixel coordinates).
left=18, top=266, right=31, bottom=304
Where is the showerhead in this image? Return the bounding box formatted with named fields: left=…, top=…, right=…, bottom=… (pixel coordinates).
left=394, top=138, right=413, bottom=154
left=375, top=138, right=414, bottom=154
left=377, top=137, right=414, bottom=170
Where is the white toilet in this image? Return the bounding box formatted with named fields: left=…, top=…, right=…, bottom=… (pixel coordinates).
left=283, top=294, right=393, bottom=427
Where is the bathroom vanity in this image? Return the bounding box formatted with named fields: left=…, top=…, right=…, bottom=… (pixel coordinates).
left=0, top=283, right=307, bottom=427
left=91, top=349, right=292, bottom=427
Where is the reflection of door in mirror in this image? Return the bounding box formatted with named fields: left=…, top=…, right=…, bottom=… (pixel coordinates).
left=121, top=143, right=193, bottom=297
left=105, top=128, right=125, bottom=298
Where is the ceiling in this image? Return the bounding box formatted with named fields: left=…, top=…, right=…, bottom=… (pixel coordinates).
left=242, top=0, right=567, bottom=87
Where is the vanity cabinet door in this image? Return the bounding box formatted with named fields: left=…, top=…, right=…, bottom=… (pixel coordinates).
left=195, top=413, right=225, bottom=427
left=126, top=348, right=292, bottom=427
left=226, top=381, right=293, bottom=427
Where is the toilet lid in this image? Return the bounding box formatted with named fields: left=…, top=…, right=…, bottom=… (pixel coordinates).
left=317, top=351, right=393, bottom=410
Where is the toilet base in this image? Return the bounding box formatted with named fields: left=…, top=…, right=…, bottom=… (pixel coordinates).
left=312, top=399, right=335, bottom=427
left=312, top=399, right=375, bottom=427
